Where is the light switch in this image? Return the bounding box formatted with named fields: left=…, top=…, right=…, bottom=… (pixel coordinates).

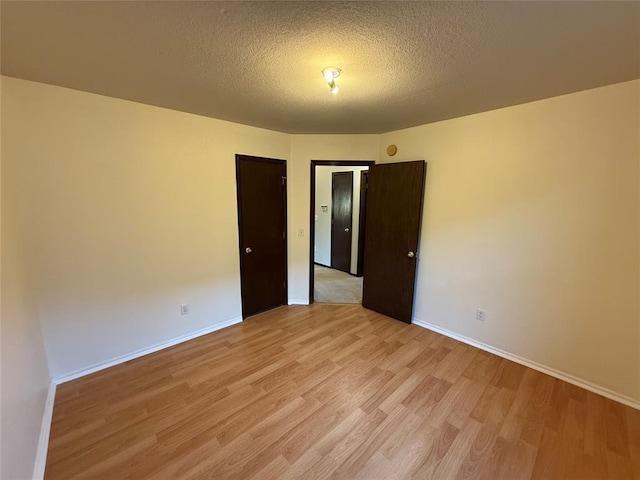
left=298, top=228, right=305, bottom=237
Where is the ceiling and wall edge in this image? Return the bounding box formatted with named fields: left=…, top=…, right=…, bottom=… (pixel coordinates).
left=3, top=74, right=638, bottom=139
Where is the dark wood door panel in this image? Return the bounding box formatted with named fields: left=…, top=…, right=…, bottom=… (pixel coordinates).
left=236, top=155, right=287, bottom=318
left=356, top=170, right=369, bottom=277
left=331, top=171, right=353, bottom=273
left=362, top=161, right=426, bottom=323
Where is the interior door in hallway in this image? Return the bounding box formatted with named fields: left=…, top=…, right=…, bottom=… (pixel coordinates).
left=362, top=161, right=426, bottom=323
left=330, top=171, right=353, bottom=273
left=236, top=155, right=287, bottom=318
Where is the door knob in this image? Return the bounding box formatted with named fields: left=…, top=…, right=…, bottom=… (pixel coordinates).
left=245, top=247, right=252, bottom=254
left=407, top=251, right=415, bottom=258
left=344, top=228, right=350, bottom=232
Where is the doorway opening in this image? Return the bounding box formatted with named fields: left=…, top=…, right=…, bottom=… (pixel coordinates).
left=309, top=160, right=374, bottom=304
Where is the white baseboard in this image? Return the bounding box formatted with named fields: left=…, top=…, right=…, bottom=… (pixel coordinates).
left=288, top=299, right=309, bottom=305
left=412, top=318, right=640, bottom=411
left=33, top=382, right=56, bottom=480
left=53, top=316, right=243, bottom=385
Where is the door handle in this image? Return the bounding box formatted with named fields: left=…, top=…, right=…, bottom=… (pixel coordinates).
left=407, top=251, right=415, bottom=258
left=344, top=228, right=350, bottom=232
left=245, top=247, right=252, bottom=254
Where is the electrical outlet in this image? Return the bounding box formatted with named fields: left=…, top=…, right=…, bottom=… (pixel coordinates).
left=476, top=308, right=486, bottom=321
left=180, top=304, right=190, bottom=316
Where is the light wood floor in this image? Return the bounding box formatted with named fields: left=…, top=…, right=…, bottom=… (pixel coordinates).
left=46, top=305, right=640, bottom=479
left=314, top=264, right=363, bottom=303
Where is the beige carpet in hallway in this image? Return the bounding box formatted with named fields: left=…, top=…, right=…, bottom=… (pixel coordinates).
left=314, top=264, right=363, bottom=303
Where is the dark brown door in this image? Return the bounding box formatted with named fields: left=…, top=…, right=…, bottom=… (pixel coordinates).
left=356, top=170, right=369, bottom=277
left=362, top=161, right=426, bottom=323
left=331, top=171, right=353, bottom=273
left=236, top=155, right=287, bottom=318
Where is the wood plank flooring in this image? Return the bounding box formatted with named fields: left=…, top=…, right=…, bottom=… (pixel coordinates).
left=45, top=304, right=640, bottom=479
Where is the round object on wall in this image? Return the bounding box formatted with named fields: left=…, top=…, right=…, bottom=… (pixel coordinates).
left=386, top=144, right=398, bottom=156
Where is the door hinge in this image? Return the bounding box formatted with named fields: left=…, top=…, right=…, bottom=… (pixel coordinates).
left=282, top=176, right=286, bottom=186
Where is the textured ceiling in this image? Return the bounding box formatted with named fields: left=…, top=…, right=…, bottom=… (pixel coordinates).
left=2, top=1, right=639, bottom=134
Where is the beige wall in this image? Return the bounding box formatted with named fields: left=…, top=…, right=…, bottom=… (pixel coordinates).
left=288, top=135, right=379, bottom=303
left=379, top=80, right=640, bottom=401
left=1, top=77, right=52, bottom=479
left=1, top=77, right=290, bottom=379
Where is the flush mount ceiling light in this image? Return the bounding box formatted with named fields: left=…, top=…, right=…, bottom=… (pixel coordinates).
left=322, top=67, right=341, bottom=94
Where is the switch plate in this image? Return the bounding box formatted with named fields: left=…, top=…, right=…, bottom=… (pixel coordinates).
left=298, top=228, right=304, bottom=237
left=180, top=304, right=190, bottom=316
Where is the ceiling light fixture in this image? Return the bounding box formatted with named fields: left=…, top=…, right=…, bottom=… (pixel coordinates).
left=322, top=67, right=341, bottom=94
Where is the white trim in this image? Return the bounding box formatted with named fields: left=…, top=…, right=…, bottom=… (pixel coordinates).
left=412, top=318, right=640, bottom=411
left=53, top=317, right=242, bottom=384
left=288, top=299, right=309, bottom=305
left=33, top=382, right=56, bottom=480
